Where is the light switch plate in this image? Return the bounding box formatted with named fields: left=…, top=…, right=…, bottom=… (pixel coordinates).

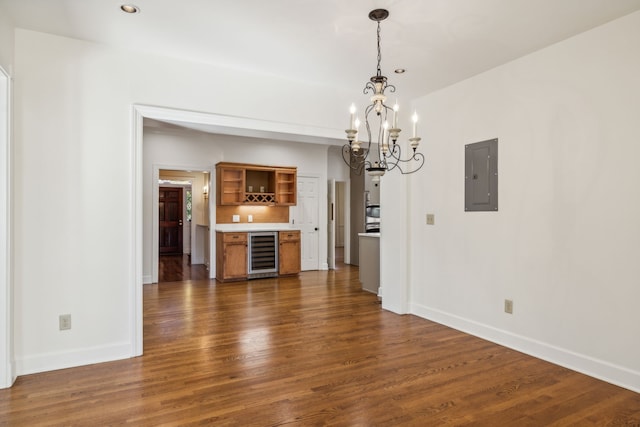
left=59, top=314, right=71, bottom=330
left=504, top=299, right=513, bottom=314
left=426, top=213, right=435, bottom=225
left=232, top=214, right=240, bottom=223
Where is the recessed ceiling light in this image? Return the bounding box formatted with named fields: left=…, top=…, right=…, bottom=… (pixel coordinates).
left=394, top=68, right=406, bottom=74
left=120, top=4, right=140, bottom=14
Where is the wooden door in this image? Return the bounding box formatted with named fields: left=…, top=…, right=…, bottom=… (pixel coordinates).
left=159, top=187, right=183, bottom=254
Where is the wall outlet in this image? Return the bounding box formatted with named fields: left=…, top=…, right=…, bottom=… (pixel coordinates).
left=426, top=213, right=435, bottom=225
left=59, top=314, right=72, bottom=330
left=504, top=299, right=513, bottom=314
left=232, top=214, right=240, bottom=223
left=248, top=214, right=253, bottom=223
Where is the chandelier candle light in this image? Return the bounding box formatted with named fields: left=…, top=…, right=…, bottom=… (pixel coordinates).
left=342, top=9, right=425, bottom=180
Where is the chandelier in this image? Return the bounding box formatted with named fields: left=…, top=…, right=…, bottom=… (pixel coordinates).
left=342, top=9, right=425, bottom=180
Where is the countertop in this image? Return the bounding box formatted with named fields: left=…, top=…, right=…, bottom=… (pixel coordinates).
left=358, top=232, right=380, bottom=238
left=215, top=223, right=300, bottom=232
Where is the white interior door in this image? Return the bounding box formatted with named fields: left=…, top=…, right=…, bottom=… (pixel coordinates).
left=328, top=179, right=336, bottom=270
left=295, top=176, right=319, bottom=271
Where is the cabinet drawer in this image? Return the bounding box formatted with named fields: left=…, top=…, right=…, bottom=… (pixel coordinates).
left=279, top=231, right=300, bottom=242
left=222, top=232, right=247, bottom=243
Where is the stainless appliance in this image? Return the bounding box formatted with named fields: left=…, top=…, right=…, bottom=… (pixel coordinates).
left=248, top=232, right=279, bottom=279
left=365, top=204, right=380, bottom=233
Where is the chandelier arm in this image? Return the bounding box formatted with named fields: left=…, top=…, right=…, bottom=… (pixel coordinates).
left=341, top=144, right=369, bottom=175
left=383, top=144, right=425, bottom=174
left=363, top=81, right=376, bottom=95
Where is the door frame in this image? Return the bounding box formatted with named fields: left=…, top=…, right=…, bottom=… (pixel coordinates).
left=328, top=179, right=335, bottom=270
left=0, top=66, right=13, bottom=388
left=132, top=104, right=343, bottom=357
left=151, top=165, right=213, bottom=284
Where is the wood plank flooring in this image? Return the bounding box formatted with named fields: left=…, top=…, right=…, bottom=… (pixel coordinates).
left=158, top=254, right=209, bottom=282
left=1, top=264, right=639, bottom=426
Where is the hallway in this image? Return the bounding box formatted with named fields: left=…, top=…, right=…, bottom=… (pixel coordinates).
left=158, top=254, right=208, bottom=282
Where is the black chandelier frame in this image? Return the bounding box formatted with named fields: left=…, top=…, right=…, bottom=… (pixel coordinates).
left=341, top=8, right=425, bottom=177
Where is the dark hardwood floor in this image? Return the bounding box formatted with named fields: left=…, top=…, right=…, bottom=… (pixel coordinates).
left=1, top=263, right=639, bottom=426
left=159, top=253, right=209, bottom=282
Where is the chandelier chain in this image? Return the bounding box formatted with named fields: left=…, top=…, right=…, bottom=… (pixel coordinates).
left=376, top=21, right=382, bottom=78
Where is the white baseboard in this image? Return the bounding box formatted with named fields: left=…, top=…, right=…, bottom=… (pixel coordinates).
left=142, top=275, right=152, bottom=284
left=411, top=303, right=640, bottom=394
left=0, top=361, right=16, bottom=389
left=16, top=342, right=134, bottom=377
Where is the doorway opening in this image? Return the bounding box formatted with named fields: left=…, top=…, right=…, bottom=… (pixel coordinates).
left=156, top=170, right=210, bottom=283
left=328, top=179, right=349, bottom=269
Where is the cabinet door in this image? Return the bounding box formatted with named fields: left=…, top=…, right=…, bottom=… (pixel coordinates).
left=218, top=167, right=245, bottom=205
left=279, top=231, right=301, bottom=275
left=216, top=232, right=248, bottom=281
left=224, top=243, right=247, bottom=279
left=275, top=169, right=297, bottom=205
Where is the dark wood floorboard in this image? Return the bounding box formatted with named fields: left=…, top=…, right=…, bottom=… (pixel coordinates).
left=159, top=254, right=209, bottom=282
left=1, top=263, right=639, bottom=426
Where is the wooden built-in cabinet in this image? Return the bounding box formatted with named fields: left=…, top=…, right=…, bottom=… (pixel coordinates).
left=216, top=162, right=297, bottom=206
left=216, top=230, right=301, bottom=281
left=216, top=232, right=248, bottom=282
left=278, top=230, right=301, bottom=275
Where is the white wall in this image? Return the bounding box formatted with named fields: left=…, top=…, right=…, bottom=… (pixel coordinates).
left=327, top=146, right=349, bottom=182
left=12, top=29, right=349, bottom=375
left=0, top=2, right=13, bottom=72
left=144, top=126, right=331, bottom=282
left=402, top=11, right=640, bottom=391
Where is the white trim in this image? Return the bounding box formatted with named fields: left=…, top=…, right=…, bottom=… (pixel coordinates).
left=151, top=166, right=159, bottom=283
left=131, top=106, right=144, bottom=357
left=0, top=66, right=14, bottom=388
left=137, top=105, right=343, bottom=146
left=411, top=303, right=640, bottom=394
left=16, top=342, right=133, bottom=376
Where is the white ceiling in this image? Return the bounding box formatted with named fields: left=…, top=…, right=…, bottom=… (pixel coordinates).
left=3, top=0, right=640, bottom=99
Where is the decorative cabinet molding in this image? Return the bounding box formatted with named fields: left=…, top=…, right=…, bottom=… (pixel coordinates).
left=216, top=162, right=297, bottom=206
